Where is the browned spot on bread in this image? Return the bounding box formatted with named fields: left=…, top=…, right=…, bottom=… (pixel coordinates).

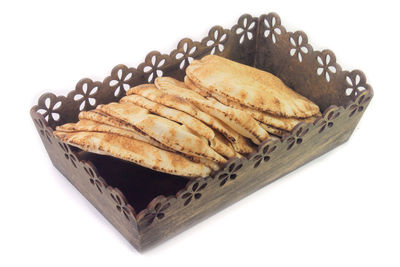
left=239, top=90, right=248, bottom=99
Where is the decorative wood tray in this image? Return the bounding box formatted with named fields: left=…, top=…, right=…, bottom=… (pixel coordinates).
left=30, top=13, right=373, bottom=251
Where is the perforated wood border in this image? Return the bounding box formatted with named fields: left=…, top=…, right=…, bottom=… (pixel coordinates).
left=31, top=13, right=373, bottom=250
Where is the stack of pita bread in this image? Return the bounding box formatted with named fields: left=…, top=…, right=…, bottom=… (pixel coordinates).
left=54, top=55, right=320, bottom=178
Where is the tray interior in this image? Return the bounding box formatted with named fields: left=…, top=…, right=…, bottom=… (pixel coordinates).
left=78, top=91, right=326, bottom=213
left=79, top=152, right=190, bottom=212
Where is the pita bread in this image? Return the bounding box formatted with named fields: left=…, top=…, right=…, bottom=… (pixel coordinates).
left=177, top=113, right=255, bottom=154
left=120, top=94, right=215, bottom=140
left=259, top=123, right=288, bottom=137
left=79, top=110, right=139, bottom=132
left=53, top=131, right=211, bottom=178
left=96, top=102, right=227, bottom=164
left=209, top=131, right=236, bottom=159
left=56, top=119, right=141, bottom=139
left=127, top=84, right=198, bottom=117
left=189, top=155, right=220, bottom=171
left=179, top=124, right=209, bottom=145
left=208, top=91, right=319, bottom=131
left=129, top=82, right=254, bottom=154
left=59, top=119, right=219, bottom=171
left=176, top=125, right=221, bottom=171
left=155, top=77, right=269, bottom=144
left=188, top=109, right=254, bottom=154
left=184, top=76, right=211, bottom=97
left=186, top=55, right=320, bottom=118
left=77, top=105, right=233, bottom=162
left=179, top=123, right=236, bottom=159
left=207, top=119, right=256, bottom=154
left=77, top=110, right=168, bottom=149
left=202, top=97, right=269, bottom=144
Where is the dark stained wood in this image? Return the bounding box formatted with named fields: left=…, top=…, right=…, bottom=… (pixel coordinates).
left=30, top=13, right=373, bottom=251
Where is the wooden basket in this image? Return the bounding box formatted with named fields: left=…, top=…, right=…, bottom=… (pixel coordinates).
left=30, top=13, right=373, bottom=251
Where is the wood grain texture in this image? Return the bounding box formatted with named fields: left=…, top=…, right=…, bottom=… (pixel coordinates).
left=30, top=13, right=373, bottom=251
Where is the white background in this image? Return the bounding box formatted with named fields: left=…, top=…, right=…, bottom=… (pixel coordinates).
left=1, top=1, right=399, bottom=266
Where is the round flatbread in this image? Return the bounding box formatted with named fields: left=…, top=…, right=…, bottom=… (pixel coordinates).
left=53, top=131, right=211, bottom=178
left=186, top=55, right=320, bottom=118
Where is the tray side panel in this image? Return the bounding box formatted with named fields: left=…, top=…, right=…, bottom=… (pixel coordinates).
left=137, top=94, right=372, bottom=249
left=31, top=109, right=141, bottom=249
left=254, top=13, right=373, bottom=112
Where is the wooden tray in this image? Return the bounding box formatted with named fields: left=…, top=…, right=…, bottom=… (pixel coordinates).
left=30, top=13, right=373, bottom=251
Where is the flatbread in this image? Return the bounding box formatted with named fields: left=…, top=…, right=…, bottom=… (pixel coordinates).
left=177, top=125, right=221, bottom=171
left=155, top=77, right=269, bottom=145
left=120, top=94, right=215, bottom=140
left=209, top=131, right=236, bottom=159
left=79, top=110, right=139, bottom=132
left=127, top=84, right=198, bottom=117
left=56, top=119, right=142, bottom=139
left=129, top=82, right=254, bottom=154
left=59, top=119, right=221, bottom=171
left=186, top=55, right=320, bottom=118
left=53, top=131, right=211, bottom=178
left=189, top=155, right=220, bottom=171
left=77, top=110, right=167, bottom=149
left=184, top=75, right=211, bottom=97
left=208, top=90, right=319, bottom=131
left=96, top=102, right=227, bottom=164
left=259, top=123, right=289, bottom=137
left=190, top=109, right=254, bottom=154
left=202, top=97, right=269, bottom=144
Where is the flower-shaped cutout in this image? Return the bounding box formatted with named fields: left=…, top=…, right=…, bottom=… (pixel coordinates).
left=345, top=71, right=367, bottom=97
left=175, top=39, right=197, bottom=70
left=347, top=92, right=372, bottom=117
left=108, top=65, right=135, bottom=97
left=217, top=161, right=243, bottom=187
left=317, top=107, right=341, bottom=133
left=205, top=27, right=228, bottom=55
left=181, top=180, right=207, bottom=206
left=235, top=14, right=256, bottom=44
left=317, top=52, right=337, bottom=82
left=286, top=124, right=310, bottom=150
left=140, top=198, right=171, bottom=227
left=73, top=79, right=99, bottom=111
left=142, top=53, right=166, bottom=83
left=110, top=188, right=135, bottom=221
left=251, top=144, right=277, bottom=169
left=58, top=142, right=78, bottom=168
left=37, top=94, right=62, bottom=123
left=289, top=32, right=309, bottom=62
left=263, top=14, right=282, bottom=44
left=83, top=164, right=104, bottom=194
